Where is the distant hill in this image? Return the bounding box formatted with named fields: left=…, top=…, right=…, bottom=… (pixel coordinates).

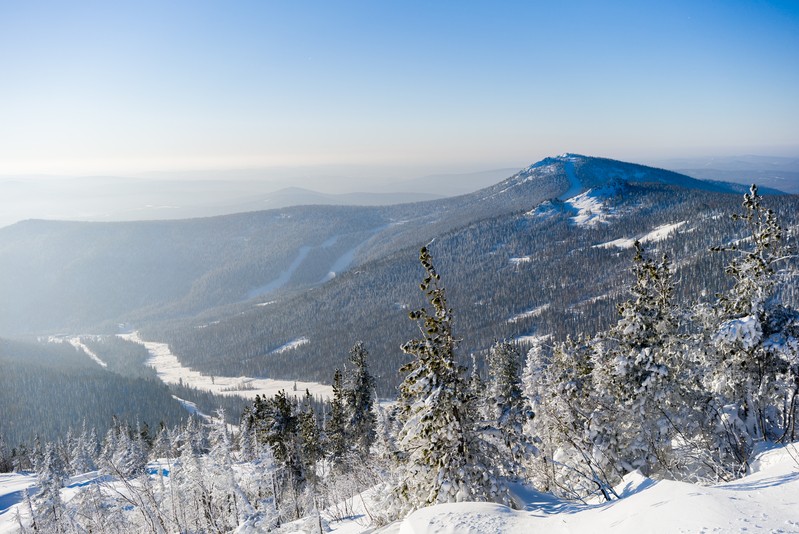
left=647, top=155, right=799, bottom=194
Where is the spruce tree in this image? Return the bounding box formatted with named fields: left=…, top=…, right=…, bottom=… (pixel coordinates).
left=345, top=341, right=377, bottom=459
left=485, top=340, right=534, bottom=476
left=391, top=246, right=505, bottom=516
left=298, top=390, right=323, bottom=486
left=704, top=184, right=798, bottom=463
left=326, top=369, right=349, bottom=468
left=31, top=443, right=68, bottom=532
left=593, top=241, right=686, bottom=477
left=0, top=434, right=11, bottom=473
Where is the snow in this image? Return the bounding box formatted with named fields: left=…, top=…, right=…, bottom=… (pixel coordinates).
left=715, top=315, right=763, bottom=350
left=384, top=443, right=799, bottom=534
left=269, top=337, right=310, bottom=355
left=0, top=473, right=36, bottom=531
left=513, top=334, right=551, bottom=345
left=595, top=221, right=687, bottom=249
left=508, top=304, right=550, bottom=324
left=557, top=156, right=583, bottom=201
left=2, top=445, right=799, bottom=533
left=44, top=335, right=109, bottom=368
left=246, top=245, right=312, bottom=299
left=0, top=471, right=110, bottom=534
left=118, top=332, right=332, bottom=400
left=64, top=336, right=108, bottom=368
left=564, top=190, right=614, bottom=227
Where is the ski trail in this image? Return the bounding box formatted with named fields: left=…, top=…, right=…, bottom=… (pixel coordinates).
left=67, top=337, right=108, bottom=368
left=246, top=245, right=312, bottom=299
left=558, top=157, right=583, bottom=201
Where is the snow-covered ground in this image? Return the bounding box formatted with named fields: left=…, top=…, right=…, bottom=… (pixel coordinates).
left=595, top=221, right=687, bottom=249
left=2, top=444, right=798, bottom=533
left=119, top=332, right=333, bottom=401
left=378, top=443, right=799, bottom=534
left=509, top=256, right=531, bottom=266
left=557, top=156, right=584, bottom=201
left=270, top=337, right=310, bottom=355
left=508, top=304, right=550, bottom=324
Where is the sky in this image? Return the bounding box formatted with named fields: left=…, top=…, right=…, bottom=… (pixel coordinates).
left=0, top=0, right=798, bottom=178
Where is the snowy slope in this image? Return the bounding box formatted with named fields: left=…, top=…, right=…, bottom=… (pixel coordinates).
left=380, top=444, right=799, bottom=534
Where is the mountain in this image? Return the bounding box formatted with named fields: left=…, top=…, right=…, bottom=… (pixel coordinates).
left=1, top=155, right=796, bottom=395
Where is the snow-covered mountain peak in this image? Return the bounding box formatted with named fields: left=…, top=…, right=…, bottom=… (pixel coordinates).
left=496, top=154, right=758, bottom=204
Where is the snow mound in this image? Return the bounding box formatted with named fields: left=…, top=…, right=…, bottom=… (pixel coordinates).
left=392, top=443, right=799, bottom=534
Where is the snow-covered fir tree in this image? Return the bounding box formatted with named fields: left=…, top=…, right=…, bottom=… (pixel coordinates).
left=388, top=246, right=507, bottom=518
left=700, top=185, right=799, bottom=471
left=591, top=241, right=689, bottom=478
left=345, top=341, right=377, bottom=460
left=484, top=340, right=535, bottom=477
left=326, top=369, right=349, bottom=469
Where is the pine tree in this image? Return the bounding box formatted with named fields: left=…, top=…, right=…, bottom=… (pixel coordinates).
left=326, top=369, right=349, bottom=468
left=485, top=340, right=535, bottom=476
left=703, top=184, right=798, bottom=465
left=592, top=241, right=687, bottom=477
left=345, top=341, right=377, bottom=459
left=298, top=390, right=323, bottom=486
left=390, top=246, right=506, bottom=516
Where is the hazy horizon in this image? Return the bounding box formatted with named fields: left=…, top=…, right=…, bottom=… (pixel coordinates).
left=1, top=1, right=797, bottom=178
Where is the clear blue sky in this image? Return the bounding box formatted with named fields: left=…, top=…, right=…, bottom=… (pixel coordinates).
left=1, top=0, right=797, bottom=176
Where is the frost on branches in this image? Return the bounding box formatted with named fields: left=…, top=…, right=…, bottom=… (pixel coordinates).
left=525, top=185, right=799, bottom=501
left=702, top=184, right=799, bottom=469
left=387, top=247, right=507, bottom=518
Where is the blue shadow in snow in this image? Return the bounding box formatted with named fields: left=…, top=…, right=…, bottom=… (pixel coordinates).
left=720, top=471, right=799, bottom=491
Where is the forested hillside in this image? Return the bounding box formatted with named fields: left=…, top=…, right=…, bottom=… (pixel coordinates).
left=0, top=338, right=188, bottom=447
left=1, top=155, right=796, bottom=400
left=149, top=183, right=799, bottom=395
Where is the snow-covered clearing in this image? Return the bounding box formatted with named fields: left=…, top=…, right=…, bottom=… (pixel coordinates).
left=249, top=225, right=390, bottom=297
left=269, top=337, right=310, bottom=355
left=513, top=334, right=551, bottom=346
left=0, top=472, right=36, bottom=532
left=508, top=304, right=550, bottom=324
left=564, top=189, right=616, bottom=227
left=0, top=471, right=111, bottom=534
left=595, top=221, right=687, bottom=249
left=246, top=245, right=312, bottom=299
left=119, top=332, right=332, bottom=401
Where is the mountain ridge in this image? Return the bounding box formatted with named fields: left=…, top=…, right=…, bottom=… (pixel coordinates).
left=1, top=154, right=797, bottom=395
